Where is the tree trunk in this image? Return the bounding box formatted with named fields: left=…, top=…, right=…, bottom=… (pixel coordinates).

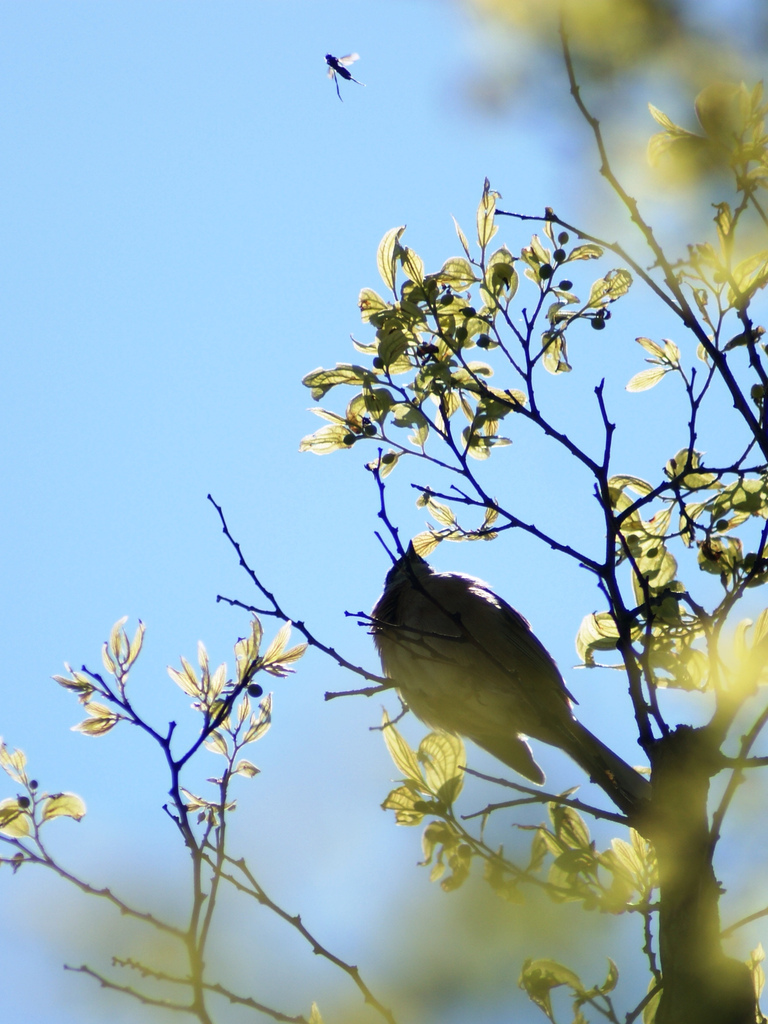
left=647, top=726, right=755, bottom=1024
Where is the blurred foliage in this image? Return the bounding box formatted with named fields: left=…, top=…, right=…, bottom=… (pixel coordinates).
left=461, top=0, right=764, bottom=121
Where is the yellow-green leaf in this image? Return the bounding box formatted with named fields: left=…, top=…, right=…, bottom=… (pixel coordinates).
left=438, top=256, right=478, bottom=290
left=41, top=792, right=87, bottom=823
left=626, top=366, right=669, bottom=392
left=476, top=178, right=499, bottom=249
left=419, top=731, right=465, bottom=802
left=0, top=799, right=30, bottom=837
left=299, top=423, right=353, bottom=455
left=381, top=785, right=426, bottom=825
left=410, top=531, right=441, bottom=557
left=382, top=711, right=424, bottom=784
left=377, top=226, right=406, bottom=292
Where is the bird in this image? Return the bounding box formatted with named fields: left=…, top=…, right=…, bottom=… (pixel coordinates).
left=371, top=544, right=650, bottom=816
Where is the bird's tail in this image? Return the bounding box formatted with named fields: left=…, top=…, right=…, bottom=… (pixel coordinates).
left=563, top=721, right=650, bottom=817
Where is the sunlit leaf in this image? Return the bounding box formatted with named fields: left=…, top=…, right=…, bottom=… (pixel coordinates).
left=476, top=177, right=499, bottom=249
left=204, top=731, right=229, bottom=757
left=588, top=268, right=632, bottom=307
left=0, top=799, right=30, bottom=838
left=438, top=256, right=478, bottom=290
left=302, top=364, right=373, bottom=400
left=419, top=731, right=465, bottom=803
left=411, top=531, right=441, bottom=557
left=233, top=759, right=260, bottom=778
left=243, top=694, right=272, bottom=744
left=41, top=792, right=86, bottom=823
left=72, top=703, right=121, bottom=736
left=452, top=216, right=472, bottom=259
left=377, top=226, right=406, bottom=292
left=381, top=785, right=425, bottom=826
left=626, top=366, right=670, bottom=392
left=381, top=711, right=424, bottom=784
left=567, top=243, right=603, bottom=260
left=298, top=423, right=353, bottom=455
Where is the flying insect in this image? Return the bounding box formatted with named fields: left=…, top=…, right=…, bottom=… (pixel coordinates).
left=325, top=53, right=364, bottom=101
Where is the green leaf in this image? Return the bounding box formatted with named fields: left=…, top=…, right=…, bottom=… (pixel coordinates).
left=587, top=268, right=632, bottom=307
left=410, top=531, right=441, bottom=557
left=575, top=612, right=621, bottom=665
left=0, top=799, right=30, bottom=837
left=567, top=243, right=603, bottom=260
left=636, top=336, right=666, bottom=359
left=235, top=617, right=263, bottom=684
left=298, top=423, right=353, bottom=455
left=601, top=958, right=619, bottom=994
left=611, top=837, right=644, bottom=880
left=729, top=250, right=768, bottom=302
left=482, top=247, right=519, bottom=303
left=302, top=364, right=373, bottom=400
left=233, top=759, right=260, bottom=778
left=381, top=711, right=424, bottom=784
left=608, top=474, right=654, bottom=496
left=204, top=731, right=229, bottom=757
left=643, top=980, right=662, bottom=1024
left=358, top=288, right=390, bottom=323
left=519, top=958, right=585, bottom=1020
left=626, top=366, right=670, bottom=392
left=41, top=793, right=87, bottom=823
left=308, top=1002, right=324, bottom=1024
left=401, top=246, right=424, bottom=284
left=647, top=103, right=683, bottom=134
left=452, top=216, right=472, bottom=259
left=381, top=784, right=426, bottom=825
left=243, top=694, right=273, bottom=744
left=438, top=256, right=478, bottom=290
left=52, top=666, right=96, bottom=700
left=72, top=703, right=121, bottom=736
left=418, top=732, right=465, bottom=803
left=426, top=497, right=457, bottom=527
left=377, top=226, right=406, bottom=292
left=541, top=332, right=572, bottom=374
left=476, top=177, right=499, bottom=249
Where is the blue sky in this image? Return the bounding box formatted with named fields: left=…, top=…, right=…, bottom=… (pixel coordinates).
left=2, top=3, right=767, bottom=1023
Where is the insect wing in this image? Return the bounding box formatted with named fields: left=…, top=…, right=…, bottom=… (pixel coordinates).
left=337, top=53, right=359, bottom=67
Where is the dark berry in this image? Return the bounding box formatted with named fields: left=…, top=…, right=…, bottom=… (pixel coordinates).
left=591, top=318, right=606, bottom=330
left=553, top=248, right=566, bottom=263
left=18, top=796, right=30, bottom=809
left=247, top=684, right=263, bottom=698
left=558, top=279, right=573, bottom=291
left=558, top=231, right=569, bottom=244
left=538, top=264, right=553, bottom=280
left=343, top=434, right=356, bottom=445
left=372, top=357, right=384, bottom=369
